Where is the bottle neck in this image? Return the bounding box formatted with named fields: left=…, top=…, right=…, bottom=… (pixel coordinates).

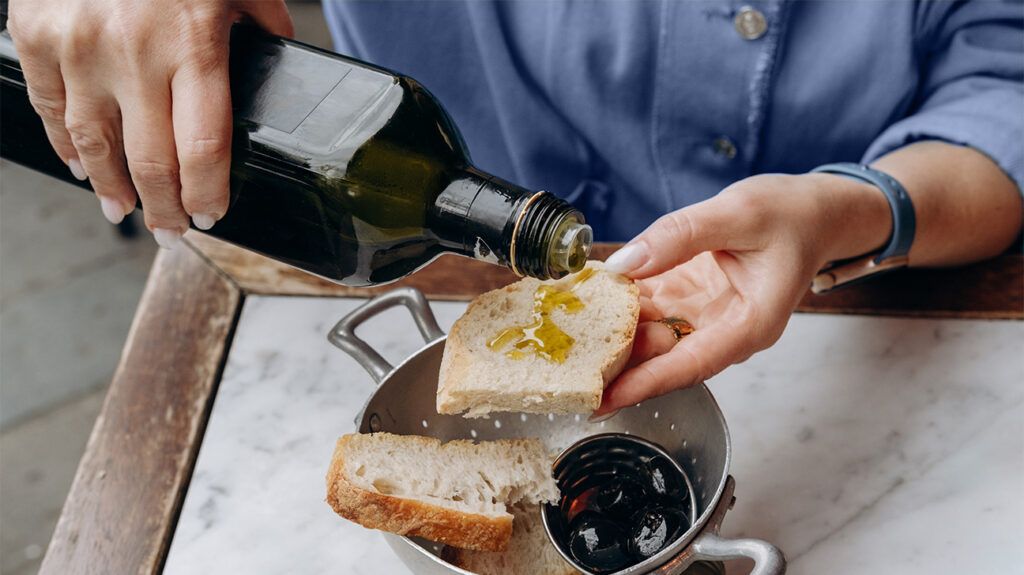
left=431, top=168, right=592, bottom=280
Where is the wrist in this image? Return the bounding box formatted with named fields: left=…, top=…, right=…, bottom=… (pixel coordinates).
left=804, top=172, right=893, bottom=264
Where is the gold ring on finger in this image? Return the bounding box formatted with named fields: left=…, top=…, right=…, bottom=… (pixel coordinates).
left=658, top=317, right=695, bottom=341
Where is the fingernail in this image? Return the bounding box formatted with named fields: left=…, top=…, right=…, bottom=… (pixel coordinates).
left=68, top=159, right=87, bottom=181
left=99, top=197, right=126, bottom=224
left=191, top=213, right=218, bottom=231
left=153, top=228, right=182, bottom=250
left=588, top=409, right=620, bottom=423
left=604, top=243, right=647, bottom=274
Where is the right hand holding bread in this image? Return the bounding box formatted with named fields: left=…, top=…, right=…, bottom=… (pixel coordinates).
left=596, top=173, right=890, bottom=416
left=7, top=0, right=292, bottom=245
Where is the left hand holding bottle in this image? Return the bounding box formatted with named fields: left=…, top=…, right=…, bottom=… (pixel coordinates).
left=593, top=173, right=891, bottom=415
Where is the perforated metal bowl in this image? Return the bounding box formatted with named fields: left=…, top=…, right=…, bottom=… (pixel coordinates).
left=328, top=288, right=785, bottom=575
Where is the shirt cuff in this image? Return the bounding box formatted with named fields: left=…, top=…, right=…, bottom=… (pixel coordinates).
left=861, top=88, right=1024, bottom=195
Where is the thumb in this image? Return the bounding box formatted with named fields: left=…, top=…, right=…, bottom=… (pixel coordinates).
left=604, top=194, right=755, bottom=280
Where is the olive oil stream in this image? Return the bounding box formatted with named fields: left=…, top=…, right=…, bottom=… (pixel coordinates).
left=487, top=266, right=596, bottom=363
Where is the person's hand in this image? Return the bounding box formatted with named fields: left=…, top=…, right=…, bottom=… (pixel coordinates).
left=594, top=173, right=892, bottom=415
left=7, top=0, right=293, bottom=246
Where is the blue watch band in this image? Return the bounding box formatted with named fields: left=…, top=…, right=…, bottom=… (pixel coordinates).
left=811, top=162, right=916, bottom=263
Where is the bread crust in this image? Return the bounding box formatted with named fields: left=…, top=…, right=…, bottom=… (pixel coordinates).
left=440, top=507, right=582, bottom=575
left=325, top=435, right=513, bottom=552
left=436, top=283, right=516, bottom=412
left=600, top=277, right=640, bottom=387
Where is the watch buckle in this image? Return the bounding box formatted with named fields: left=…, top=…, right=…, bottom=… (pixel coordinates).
left=812, top=254, right=909, bottom=294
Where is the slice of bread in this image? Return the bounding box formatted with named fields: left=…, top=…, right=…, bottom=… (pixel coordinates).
left=325, top=432, right=558, bottom=551
left=442, top=504, right=580, bottom=575
left=438, top=261, right=640, bottom=417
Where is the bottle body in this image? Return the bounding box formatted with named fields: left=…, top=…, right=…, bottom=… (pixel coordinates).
left=0, top=27, right=591, bottom=286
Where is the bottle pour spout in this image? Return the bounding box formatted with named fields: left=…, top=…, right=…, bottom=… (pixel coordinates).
left=508, top=191, right=594, bottom=280
left=548, top=218, right=593, bottom=276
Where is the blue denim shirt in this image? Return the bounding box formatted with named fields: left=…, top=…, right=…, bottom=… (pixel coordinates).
left=323, top=1, right=1024, bottom=241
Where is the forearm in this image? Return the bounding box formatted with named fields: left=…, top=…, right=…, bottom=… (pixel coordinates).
left=872, top=142, right=1022, bottom=266
left=601, top=142, right=1021, bottom=409
left=816, top=141, right=1022, bottom=268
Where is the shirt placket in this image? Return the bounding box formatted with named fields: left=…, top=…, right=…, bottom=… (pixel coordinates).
left=651, top=0, right=788, bottom=210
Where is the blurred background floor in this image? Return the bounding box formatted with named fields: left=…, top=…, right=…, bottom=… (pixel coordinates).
left=0, top=4, right=331, bottom=574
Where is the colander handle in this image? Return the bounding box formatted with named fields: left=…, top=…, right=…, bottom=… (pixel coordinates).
left=327, top=287, right=445, bottom=384
left=688, top=533, right=786, bottom=575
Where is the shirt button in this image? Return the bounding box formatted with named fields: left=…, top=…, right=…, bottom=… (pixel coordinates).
left=734, top=6, right=768, bottom=40
left=713, top=136, right=738, bottom=159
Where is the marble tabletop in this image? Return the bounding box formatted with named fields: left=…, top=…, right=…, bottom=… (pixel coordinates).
left=162, top=295, right=1023, bottom=575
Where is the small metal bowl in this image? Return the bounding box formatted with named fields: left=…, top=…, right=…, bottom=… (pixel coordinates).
left=541, top=433, right=697, bottom=575
left=329, top=288, right=785, bottom=575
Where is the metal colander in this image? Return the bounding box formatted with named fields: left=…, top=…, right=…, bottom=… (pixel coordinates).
left=328, top=288, right=785, bottom=575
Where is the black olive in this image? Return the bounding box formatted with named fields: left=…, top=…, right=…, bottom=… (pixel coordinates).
left=565, top=485, right=600, bottom=524
left=568, top=509, right=603, bottom=531
left=643, top=456, right=684, bottom=499
left=568, top=516, right=632, bottom=574
left=593, top=476, right=648, bottom=521
left=627, top=506, right=689, bottom=560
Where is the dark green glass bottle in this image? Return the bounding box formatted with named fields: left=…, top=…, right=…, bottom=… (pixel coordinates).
left=0, top=26, right=591, bottom=286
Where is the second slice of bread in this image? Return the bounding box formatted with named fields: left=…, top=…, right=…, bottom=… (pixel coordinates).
left=326, top=432, right=558, bottom=551
left=438, top=261, right=640, bottom=417
left=442, top=504, right=580, bottom=575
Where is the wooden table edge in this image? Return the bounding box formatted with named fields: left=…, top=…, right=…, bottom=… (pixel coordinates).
left=186, top=234, right=1022, bottom=319
left=39, top=233, right=1023, bottom=575
left=39, top=242, right=244, bottom=575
